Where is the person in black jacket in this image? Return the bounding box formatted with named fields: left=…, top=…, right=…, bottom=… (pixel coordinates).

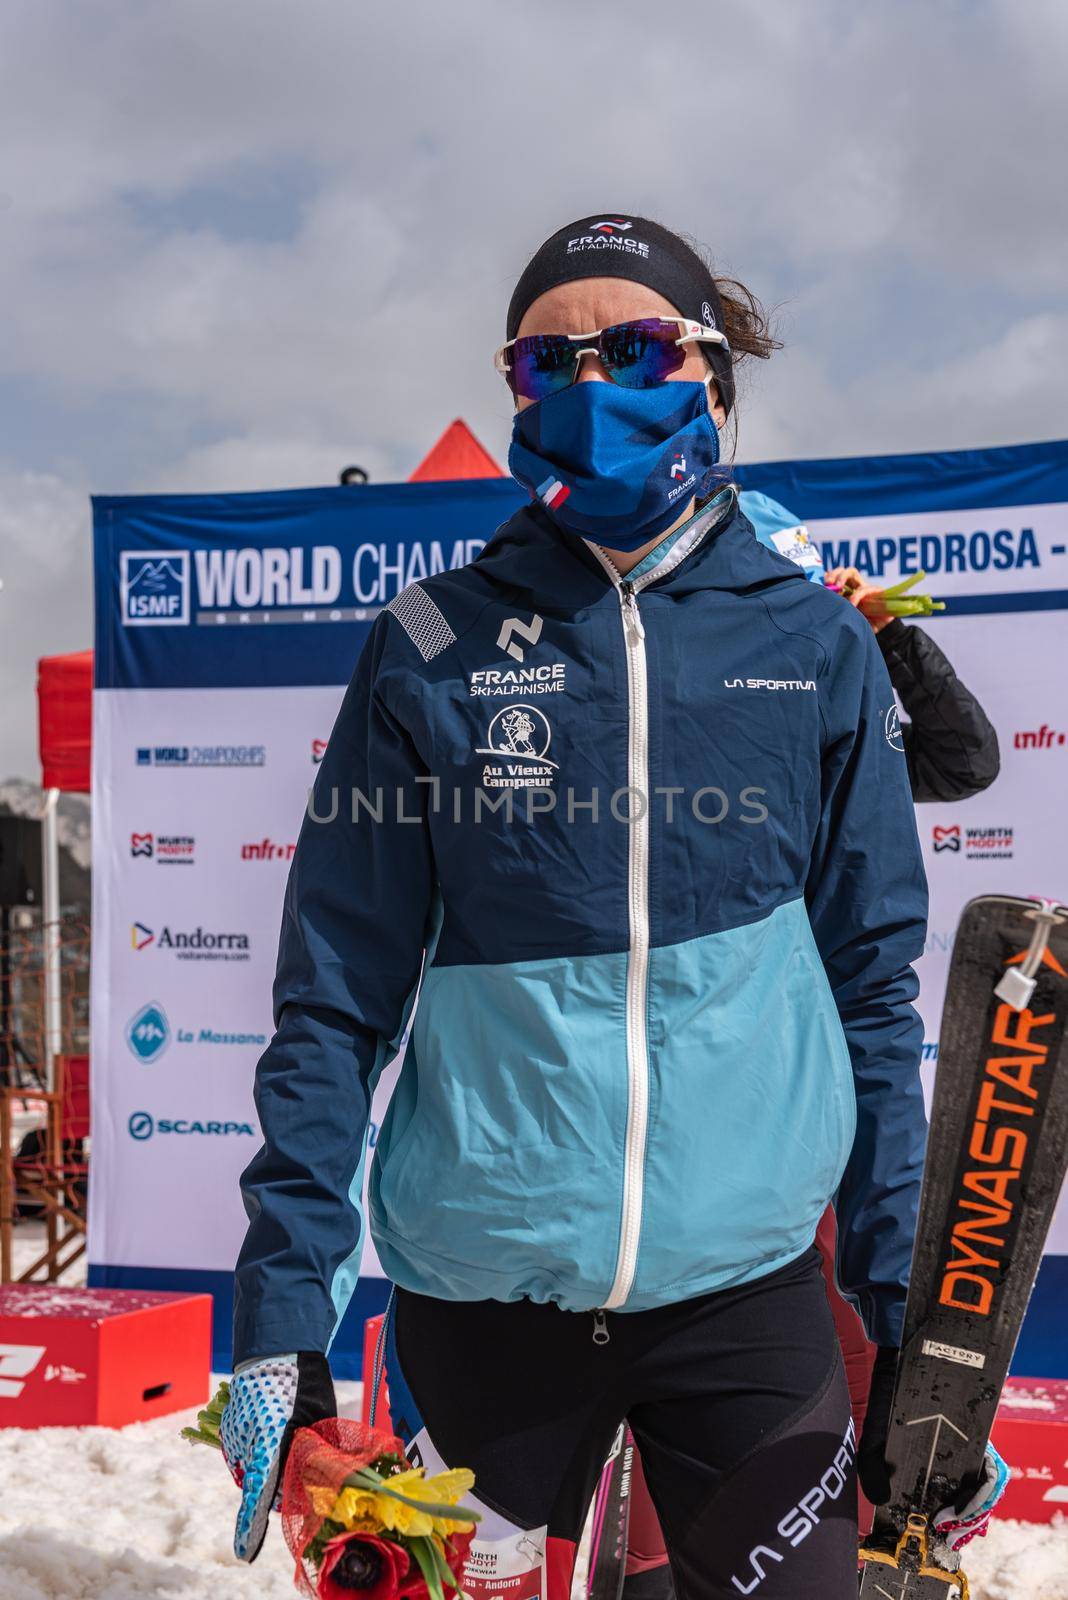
left=825, top=565, right=1000, bottom=803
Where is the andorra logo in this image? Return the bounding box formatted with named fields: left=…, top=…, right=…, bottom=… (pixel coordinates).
left=477, top=704, right=558, bottom=768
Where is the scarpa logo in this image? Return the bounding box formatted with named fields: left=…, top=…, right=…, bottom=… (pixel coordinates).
left=125, top=1001, right=171, bottom=1063
left=121, top=552, right=190, bottom=626
left=127, top=1111, right=256, bottom=1141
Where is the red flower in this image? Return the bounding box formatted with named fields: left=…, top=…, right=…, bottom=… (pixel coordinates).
left=317, top=1532, right=412, bottom=1599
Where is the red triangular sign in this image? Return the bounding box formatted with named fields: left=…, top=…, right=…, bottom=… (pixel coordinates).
left=409, top=418, right=505, bottom=482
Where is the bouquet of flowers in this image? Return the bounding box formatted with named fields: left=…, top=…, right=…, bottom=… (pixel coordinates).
left=184, top=1386, right=480, bottom=1600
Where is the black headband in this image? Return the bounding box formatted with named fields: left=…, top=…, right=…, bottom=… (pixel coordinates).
left=506, top=213, right=735, bottom=414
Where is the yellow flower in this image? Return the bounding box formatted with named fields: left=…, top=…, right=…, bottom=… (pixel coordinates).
left=323, top=1466, right=477, bottom=1538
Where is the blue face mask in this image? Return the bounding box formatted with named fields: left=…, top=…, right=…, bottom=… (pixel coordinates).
left=508, top=380, right=721, bottom=552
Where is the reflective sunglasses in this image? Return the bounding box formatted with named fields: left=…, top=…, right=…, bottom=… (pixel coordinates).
left=494, top=317, right=729, bottom=403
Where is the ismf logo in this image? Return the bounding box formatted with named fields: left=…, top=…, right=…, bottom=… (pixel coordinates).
left=312, top=739, right=328, bottom=764
left=670, top=455, right=687, bottom=480
left=121, top=552, right=190, bottom=626
left=125, top=1001, right=171, bottom=1063
left=536, top=475, right=570, bottom=512
left=884, top=705, right=904, bottom=752
left=933, top=824, right=961, bottom=853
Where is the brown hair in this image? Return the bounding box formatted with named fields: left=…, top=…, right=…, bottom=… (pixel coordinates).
left=714, top=275, right=782, bottom=368
left=673, top=230, right=782, bottom=377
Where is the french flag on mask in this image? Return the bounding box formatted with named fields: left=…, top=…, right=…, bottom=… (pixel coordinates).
left=537, top=475, right=570, bottom=509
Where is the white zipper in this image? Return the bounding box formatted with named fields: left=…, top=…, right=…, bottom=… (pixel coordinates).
left=587, top=495, right=732, bottom=1310
left=605, top=577, right=651, bottom=1310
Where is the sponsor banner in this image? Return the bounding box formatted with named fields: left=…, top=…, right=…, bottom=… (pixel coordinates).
left=91, top=445, right=1068, bottom=1373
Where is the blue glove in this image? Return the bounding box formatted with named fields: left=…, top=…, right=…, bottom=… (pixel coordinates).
left=931, top=1443, right=1010, bottom=1565
left=220, top=1351, right=336, bottom=1562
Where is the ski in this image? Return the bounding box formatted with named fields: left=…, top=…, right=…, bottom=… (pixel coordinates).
left=859, top=894, right=1068, bottom=1599
left=586, top=1422, right=634, bottom=1600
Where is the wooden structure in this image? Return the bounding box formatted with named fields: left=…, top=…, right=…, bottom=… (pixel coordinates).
left=0, top=916, right=90, bottom=1282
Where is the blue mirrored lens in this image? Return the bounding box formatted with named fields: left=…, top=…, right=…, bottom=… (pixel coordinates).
left=511, top=335, right=577, bottom=401
left=600, top=319, right=685, bottom=388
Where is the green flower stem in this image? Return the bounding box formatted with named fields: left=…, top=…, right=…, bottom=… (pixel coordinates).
left=180, top=1380, right=230, bottom=1448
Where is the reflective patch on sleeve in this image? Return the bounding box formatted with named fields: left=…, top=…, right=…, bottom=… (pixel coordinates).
left=387, top=583, right=457, bottom=661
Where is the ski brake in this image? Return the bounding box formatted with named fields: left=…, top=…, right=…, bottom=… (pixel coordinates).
left=859, top=1513, right=969, bottom=1599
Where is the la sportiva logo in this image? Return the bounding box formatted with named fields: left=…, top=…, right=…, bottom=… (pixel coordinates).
left=884, top=706, right=904, bottom=752
left=121, top=552, right=190, bottom=626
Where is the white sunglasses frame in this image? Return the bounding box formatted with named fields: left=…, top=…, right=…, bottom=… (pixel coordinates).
left=493, top=317, right=730, bottom=390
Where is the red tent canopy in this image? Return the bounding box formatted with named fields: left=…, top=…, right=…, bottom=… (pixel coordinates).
left=408, top=418, right=504, bottom=481
left=37, top=649, right=93, bottom=794
left=34, top=422, right=504, bottom=792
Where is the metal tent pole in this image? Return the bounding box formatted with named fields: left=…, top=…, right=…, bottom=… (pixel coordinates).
left=41, top=788, right=62, bottom=1093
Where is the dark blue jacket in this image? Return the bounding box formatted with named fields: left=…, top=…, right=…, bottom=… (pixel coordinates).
left=234, top=492, right=928, bottom=1364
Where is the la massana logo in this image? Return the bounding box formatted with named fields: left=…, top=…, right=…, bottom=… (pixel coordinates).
left=124, top=1001, right=266, bottom=1063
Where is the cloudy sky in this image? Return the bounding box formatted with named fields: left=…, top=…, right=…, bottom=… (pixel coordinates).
left=2, top=0, right=1066, bottom=776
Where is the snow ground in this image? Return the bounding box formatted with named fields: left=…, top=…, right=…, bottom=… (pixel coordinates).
left=2, top=1227, right=1066, bottom=1598
left=2, top=1392, right=1064, bottom=1600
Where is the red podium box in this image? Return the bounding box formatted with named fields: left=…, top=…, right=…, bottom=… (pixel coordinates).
left=0, top=1284, right=212, bottom=1428
left=361, top=1312, right=393, bottom=1429
left=991, top=1377, right=1068, bottom=1523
